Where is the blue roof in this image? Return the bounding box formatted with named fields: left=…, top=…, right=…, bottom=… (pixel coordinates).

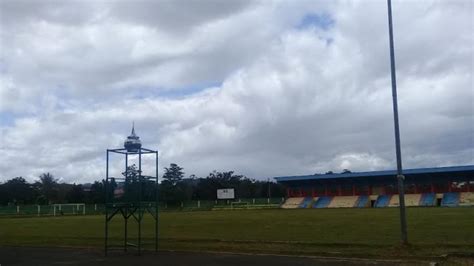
left=274, top=165, right=474, bottom=182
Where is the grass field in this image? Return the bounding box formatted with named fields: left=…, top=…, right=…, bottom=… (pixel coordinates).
left=1, top=208, right=473, bottom=259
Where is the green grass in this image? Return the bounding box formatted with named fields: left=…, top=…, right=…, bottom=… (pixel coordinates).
left=1, top=208, right=473, bottom=259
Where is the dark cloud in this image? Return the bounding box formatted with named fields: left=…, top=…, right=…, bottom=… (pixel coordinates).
left=110, top=0, right=255, bottom=34
left=0, top=0, right=99, bottom=26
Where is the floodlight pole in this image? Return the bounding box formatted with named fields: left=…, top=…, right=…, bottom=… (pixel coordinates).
left=155, top=150, right=159, bottom=252
left=387, top=0, right=408, bottom=245
left=138, top=149, right=142, bottom=255
left=105, top=149, right=109, bottom=256
left=124, top=153, right=128, bottom=252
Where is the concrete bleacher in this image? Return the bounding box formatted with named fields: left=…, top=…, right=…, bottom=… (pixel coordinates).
left=327, top=196, right=359, bottom=208
left=355, top=195, right=370, bottom=208
left=388, top=194, right=422, bottom=207
left=388, top=195, right=398, bottom=207
left=298, top=197, right=314, bottom=208
left=312, top=197, right=319, bottom=207
left=312, top=196, right=332, bottom=208
left=459, top=192, right=474, bottom=206
left=441, top=192, right=460, bottom=207
left=419, top=193, right=436, bottom=206
left=405, top=194, right=422, bottom=206
left=374, top=195, right=391, bottom=207
left=281, top=192, right=472, bottom=209
left=281, top=197, right=304, bottom=209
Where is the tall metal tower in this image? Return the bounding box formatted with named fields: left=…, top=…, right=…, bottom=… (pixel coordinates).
left=105, top=125, right=159, bottom=255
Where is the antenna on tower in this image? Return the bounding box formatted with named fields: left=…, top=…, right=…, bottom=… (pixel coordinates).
left=124, top=122, right=141, bottom=152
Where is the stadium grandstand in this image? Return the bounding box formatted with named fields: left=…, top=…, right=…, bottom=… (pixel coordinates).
left=276, top=165, right=474, bottom=208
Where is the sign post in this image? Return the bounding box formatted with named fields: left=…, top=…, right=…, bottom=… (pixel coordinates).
left=217, top=188, right=235, bottom=200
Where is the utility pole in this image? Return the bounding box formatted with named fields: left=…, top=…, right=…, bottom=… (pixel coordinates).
left=387, top=0, right=408, bottom=245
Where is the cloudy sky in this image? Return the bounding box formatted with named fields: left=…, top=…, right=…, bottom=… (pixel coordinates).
left=0, top=0, right=472, bottom=183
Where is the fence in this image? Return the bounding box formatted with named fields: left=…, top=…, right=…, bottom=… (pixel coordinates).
left=0, top=198, right=285, bottom=217
left=0, top=204, right=105, bottom=217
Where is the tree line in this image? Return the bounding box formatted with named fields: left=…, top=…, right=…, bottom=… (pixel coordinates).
left=0, top=173, right=103, bottom=205
left=0, top=163, right=286, bottom=205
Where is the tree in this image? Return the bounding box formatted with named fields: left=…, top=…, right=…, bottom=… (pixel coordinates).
left=160, top=163, right=185, bottom=204
left=66, top=184, right=85, bottom=203
left=0, top=177, right=36, bottom=204
left=122, top=164, right=139, bottom=182
left=121, top=164, right=141, bottom=201
left=88, top=181, right=105, bottom=203
left=105, top=178, right=118, bottom=201
left=38, top=172, right=59, bottom=204
left=57, top=183, right=73, bottom=203
left=193, top=171, right=248, bottom=200
left=162, top=163, right=184, bottom=186
left=0, top=182, right=6, bottom=204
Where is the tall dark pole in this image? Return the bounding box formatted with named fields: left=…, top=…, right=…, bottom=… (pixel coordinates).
left=138, top=150, right=142, bottom=255
left=155, top=151, right=159, bottom=252
left=387, top=0, right=408, bottom=245
left=124, top=153, right=128, bottom=252
left=105, top=150, right=109, bottom=255
left=267, top=178, right=271, bottom=198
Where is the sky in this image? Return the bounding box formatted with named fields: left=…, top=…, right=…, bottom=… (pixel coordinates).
left=0, top=0, right=473, bottom=183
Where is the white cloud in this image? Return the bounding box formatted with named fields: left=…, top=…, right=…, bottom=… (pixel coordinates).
left=0, top=0, right=472, bottom=183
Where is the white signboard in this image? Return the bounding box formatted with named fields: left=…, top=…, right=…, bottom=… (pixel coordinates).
left=217, top=188, right=235, bottom=199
